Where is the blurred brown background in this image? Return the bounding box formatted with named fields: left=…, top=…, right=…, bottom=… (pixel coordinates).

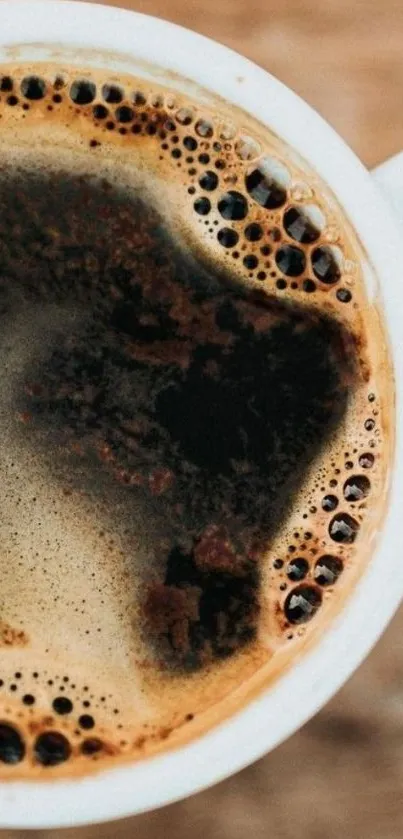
left=3, top=0, right=403, bottom=836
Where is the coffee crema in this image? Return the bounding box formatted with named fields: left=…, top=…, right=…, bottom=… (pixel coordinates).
left=0, top=64, right=392, bottom=778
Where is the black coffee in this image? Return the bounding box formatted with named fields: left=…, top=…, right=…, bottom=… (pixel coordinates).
left=0, top=65, right=391, bottom=776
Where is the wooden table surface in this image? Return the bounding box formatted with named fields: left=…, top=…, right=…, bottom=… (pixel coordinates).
left=3, top=0, right=403, bottom=837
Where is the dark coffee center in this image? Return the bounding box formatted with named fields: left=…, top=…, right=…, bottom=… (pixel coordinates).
left=0, top=168, right=355, bottom=670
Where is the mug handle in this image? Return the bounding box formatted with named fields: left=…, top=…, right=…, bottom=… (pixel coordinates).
left=373, top=152, right=403, bottom=223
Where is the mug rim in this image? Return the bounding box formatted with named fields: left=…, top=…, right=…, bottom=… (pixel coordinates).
left=0, top=1, right=402, bottom=828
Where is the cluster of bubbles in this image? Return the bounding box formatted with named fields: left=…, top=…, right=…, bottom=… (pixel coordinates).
left=0, top=72, right=354, bottom=302
left=271, top=390, right=378, bottom=628
left=0, top=671, right=109, bottom=766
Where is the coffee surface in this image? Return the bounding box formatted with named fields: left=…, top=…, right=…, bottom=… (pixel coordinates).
left=0, top=65, right=392, bottom=777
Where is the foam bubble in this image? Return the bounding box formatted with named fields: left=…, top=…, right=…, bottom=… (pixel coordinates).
left=314, top=556, right=343, bottom=586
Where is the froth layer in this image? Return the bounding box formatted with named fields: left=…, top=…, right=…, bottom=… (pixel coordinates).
left=0, top=63, right=393, bottom=779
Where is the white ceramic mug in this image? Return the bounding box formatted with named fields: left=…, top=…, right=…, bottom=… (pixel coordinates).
left=1, top=0, right=403, bottom=828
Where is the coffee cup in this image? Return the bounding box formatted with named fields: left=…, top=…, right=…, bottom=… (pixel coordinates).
left=0, top=1, right=402, bottom=828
